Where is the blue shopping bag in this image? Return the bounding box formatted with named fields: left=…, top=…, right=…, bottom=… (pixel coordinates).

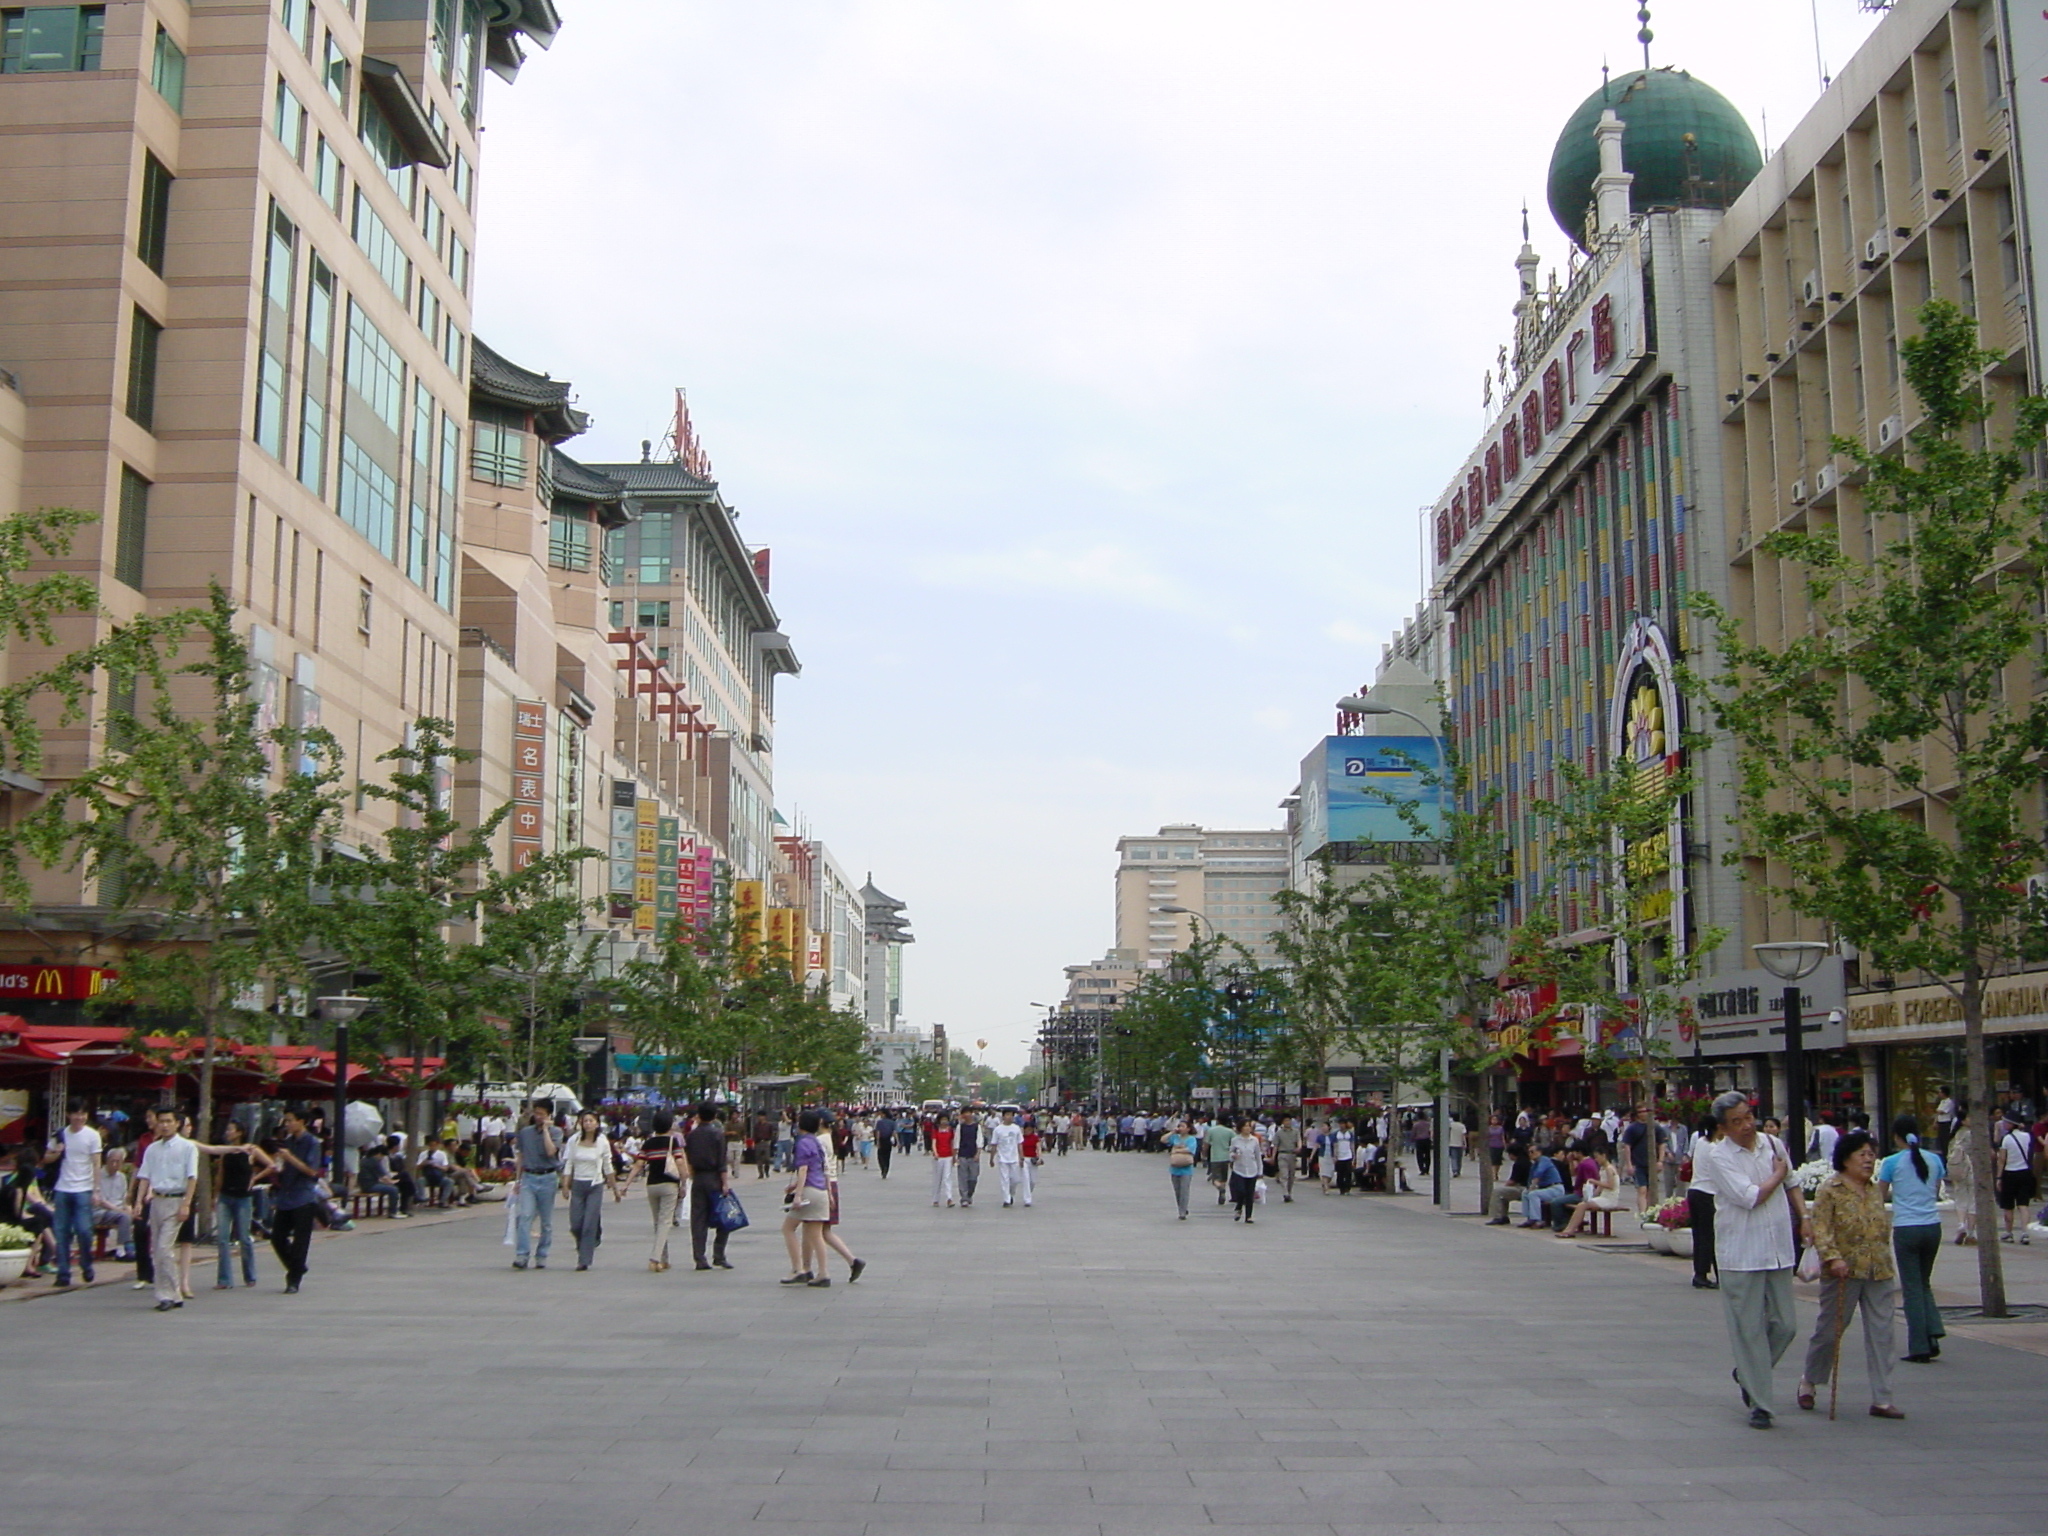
left=712, top=1189, right=750, bottom=1232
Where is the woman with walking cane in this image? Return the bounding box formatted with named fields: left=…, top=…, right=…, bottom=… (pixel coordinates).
left=1794, top=1129, right=1905, bottom=1419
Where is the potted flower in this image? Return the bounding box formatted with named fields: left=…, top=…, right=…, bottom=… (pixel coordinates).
left=1653, top=1196, right=1694, bottom=1259
left=0, top=1222, right=35, bottom=1284
left=1644, top=1196, right=1687, bottom=1254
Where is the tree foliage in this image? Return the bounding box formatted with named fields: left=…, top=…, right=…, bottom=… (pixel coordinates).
left=6, top=588, right=344, bottom=1154
left=1693, top=300, right=2046, bottom=1315
left=313, top=716, right=598, bottom=1097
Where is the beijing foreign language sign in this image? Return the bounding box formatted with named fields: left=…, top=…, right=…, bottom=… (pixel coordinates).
left=1430, top=229, right=1648, bottom=586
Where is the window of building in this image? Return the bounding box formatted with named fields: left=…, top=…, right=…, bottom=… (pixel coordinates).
left=272, top=77, right=306, bottom=162
left=451, top=146, right=473, bottom=209
left=254, top=202, right=295, bottom=460
left=298, top=256, right=333, bottom=495
left=1, top=6, right=105, bottom=72
left=114, top=465, right=147, bottom=588
left=471, top=408, right=527, bottom=487
left=125, top=306, right=161, bottom=430
left=359, top=95, right=417, bottom=211
left=279, top=0, right=312, bottom=53
left=549, top=508, right=593, bottom=572
left=314, top=135, right=343, bottom=214
left=603, top=525, right=625, bottom=584
left=608, top=600, right=624, bottom=629
left=442, top=322, right=463, bottom=377
left=448, top=234, right=469, bottom=295
left=151, top=25, right=184, bottom=110
left=137, top=153, right=171, bottom=275
left=322, top=30, right=348, bottom=107
left=357, top=579, right=373, bottom=636
left=637, top=509, right=673, bottom=583
left=637, top=600, right=671, bottom=628
left=351, top=189, right=410, bottom=302
left=339, top=301, right=404, bottom=560
left=421, top=195, right=445, bottom=261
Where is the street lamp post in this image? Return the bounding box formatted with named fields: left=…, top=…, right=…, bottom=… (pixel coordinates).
left=315, top=994, right=372, bottom=1194
left=1753, top=941, right=1828, bottom=1169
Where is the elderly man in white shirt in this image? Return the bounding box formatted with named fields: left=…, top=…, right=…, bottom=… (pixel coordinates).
left=134, top=1107, right=199, bottom=1312
left=1697, top=1091, right=1807, bottom=1428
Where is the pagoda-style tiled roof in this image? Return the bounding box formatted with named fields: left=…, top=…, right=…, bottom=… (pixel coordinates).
left=551, top=449, right=630, bottom=528
left=472, top=339, right=585, bottom=442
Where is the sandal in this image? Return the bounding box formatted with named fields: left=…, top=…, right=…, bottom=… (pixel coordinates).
left=1796, top=1380, right=1816, bottom=1411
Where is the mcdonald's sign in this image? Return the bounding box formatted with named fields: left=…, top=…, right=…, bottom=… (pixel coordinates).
left=0, top=965, right=117, bottom=1001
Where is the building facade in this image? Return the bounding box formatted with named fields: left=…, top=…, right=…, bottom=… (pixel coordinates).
left=861, top=876, right=912, bottom=1032
left=1114, top=824, right=1289, bottom=969
left=0, top=1, right=561, bottom=978
left=1706, top=0, right=2043, bottom=1127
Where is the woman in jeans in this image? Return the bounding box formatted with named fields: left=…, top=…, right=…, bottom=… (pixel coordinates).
left=1877, top=1114, right=1948, bottom=1363
left=204, top=1122, right=273, bottom=1289
left=1228, top=1119, right=1264, bottom=1223
left=636, top=1111, right=682, bottom=1271
left=1164, top=1119, right=1200, bottom=1219
left=562, top=1110, right=621, bottom=1271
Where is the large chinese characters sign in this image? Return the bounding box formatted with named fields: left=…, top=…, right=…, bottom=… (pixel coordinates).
left=510, top=701, right=547, bottom=872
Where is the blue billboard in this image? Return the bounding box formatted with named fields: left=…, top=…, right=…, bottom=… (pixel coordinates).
left=1325, top=735, right=1443, bottom=843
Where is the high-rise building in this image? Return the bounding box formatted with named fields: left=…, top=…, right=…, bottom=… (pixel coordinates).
left=591, top=421, right=796, bottom=884
left=1706, top=0, right=2033, bottom=1122
left=1114, top=825, right=1289, bottom=969
left=0, top=1, right=562, bottom=972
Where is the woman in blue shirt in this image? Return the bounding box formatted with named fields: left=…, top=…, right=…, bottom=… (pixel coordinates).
left=1877, top=1114, right=1948, bottom=1363
left=1164, top=1119, right=1201, bottom=1220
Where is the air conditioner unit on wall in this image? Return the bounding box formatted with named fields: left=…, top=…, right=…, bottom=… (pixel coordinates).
left=1877, top=414, right=1904, bottom=447
left=1789, top=478, right=1808, bottom=504
left=1801, top=270, right=1824, bottom=308
left=1814, top=464, right=1838, bottom=496
left=1863, top=230, right=1891, bottom=266
left=2026, top=873, right=2048, bottom=903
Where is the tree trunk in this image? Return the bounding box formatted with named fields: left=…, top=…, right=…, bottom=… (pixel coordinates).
left=1961, top=967, right=2008, bottom=1316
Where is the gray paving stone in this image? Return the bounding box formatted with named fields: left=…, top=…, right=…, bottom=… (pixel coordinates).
left=4, top=1148, right=2032, bottom=1533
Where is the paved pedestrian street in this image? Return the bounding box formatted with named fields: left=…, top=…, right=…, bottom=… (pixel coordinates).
left=4, top=1151, right=2039, bottom=1536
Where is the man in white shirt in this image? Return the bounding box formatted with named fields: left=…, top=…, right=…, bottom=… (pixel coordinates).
left=134, top=1106, right=198, bottom=1311
left=1808, top=1115, right=1841, bottom=1167
left=988, top=1109, right=1029, bottom=1207
left=45, top=1101, right=102, bottom=1288
left=1697, top=1092, right=1806, bottom=1428
left=1933, top=1088, right=1956, bottom=1151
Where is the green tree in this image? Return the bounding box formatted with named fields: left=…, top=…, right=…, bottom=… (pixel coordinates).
left=315, top=717, right=597, bottom=1131
left=0, top=506, right=198, bottom=788
left=9, top=589, right=345, bottom=1156
left=1694, top=300, right=2048, bottom=1316
left=1115, top=925, right=1261, bottom=1107
left=900, top=1053, right=950, bottom=1104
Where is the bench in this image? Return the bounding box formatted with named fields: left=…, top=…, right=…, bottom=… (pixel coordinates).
left=349, top=1191, right=394, bottom=1220
left=1582, top=1207, right=1615, bottom=1238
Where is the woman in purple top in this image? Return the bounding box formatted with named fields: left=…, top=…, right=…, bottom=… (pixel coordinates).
left=780, top=1110, right=833, bottom=1287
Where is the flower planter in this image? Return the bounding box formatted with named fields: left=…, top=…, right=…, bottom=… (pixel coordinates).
left=1646, top=1226, right=1674, bottom=1254
left=0, top=1248, right=30, bottom=1284
left=1669, top=1228, right=1695, bottom=1259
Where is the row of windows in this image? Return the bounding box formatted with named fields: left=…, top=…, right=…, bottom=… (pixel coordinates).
left=250, top=198, right=458, bottom=608
left=0, top=8, right=183, bottom=111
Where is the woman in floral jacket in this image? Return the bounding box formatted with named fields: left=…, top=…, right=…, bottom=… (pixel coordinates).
left=1795, top=1129, right=1904, bottom=1419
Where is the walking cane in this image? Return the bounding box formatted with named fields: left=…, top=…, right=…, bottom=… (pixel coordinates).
left=1826, top=1279, right=1853, bottom=1421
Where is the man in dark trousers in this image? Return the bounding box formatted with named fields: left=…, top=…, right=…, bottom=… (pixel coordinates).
left=874, top=1110, right=897, bottom=1179
left=684, top=1105, right=734, bottom=1271
left=954, top=1108, right=981, bottom=1207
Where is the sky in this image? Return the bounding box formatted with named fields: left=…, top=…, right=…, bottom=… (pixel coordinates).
left=474, top=0, right=1885, bottom=1074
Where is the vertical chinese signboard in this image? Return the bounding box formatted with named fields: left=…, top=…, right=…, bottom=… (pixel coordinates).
left=656, top=816, right=679, bottom=938
left=634, top=797, right=659, bottom=933
left=510, top=701, right=547, bottom=871
left=733, top=879, right=765, bottom=971
left=608, top=779, right=636, bottom=922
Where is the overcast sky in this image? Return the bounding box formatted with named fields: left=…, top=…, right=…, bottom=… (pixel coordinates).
left=475, top=0, right=1883, bottom=1073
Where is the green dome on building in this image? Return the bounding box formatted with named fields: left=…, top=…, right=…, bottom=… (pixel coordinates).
left=1546, top=67, right=1762, bottom=248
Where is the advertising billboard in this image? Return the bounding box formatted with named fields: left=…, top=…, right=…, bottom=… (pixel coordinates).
left=1325, top=735, right=1443, bottom=844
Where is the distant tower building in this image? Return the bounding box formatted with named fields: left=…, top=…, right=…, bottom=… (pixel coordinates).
left=861, top=876, right=913, bottom=1031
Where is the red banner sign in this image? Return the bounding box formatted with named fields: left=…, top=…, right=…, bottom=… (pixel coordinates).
left=0, top=965, right=117, bottom=1001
